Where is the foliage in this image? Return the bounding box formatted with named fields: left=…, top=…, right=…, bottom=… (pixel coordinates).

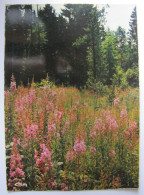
left=102, top=31, right=118, bottom=85
left=86, top=71, right=109, bottom=96
left=112, top=66, right=124, bottom=86
left=5, top=4, right=138, bottom=89
left=120, top=76, right=128, bottom=90
left=34, top=79, right=53, bottom=88
left=126, top=68, right=139, bottom=87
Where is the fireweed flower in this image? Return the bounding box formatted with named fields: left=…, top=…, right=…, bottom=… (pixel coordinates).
left=66, top=151, right=75, bottom=162
left=120, top=107, right=128, bottom=119
left=26, top=124, right=38, bottom=139
left=5, top=90, right=10, bottom=98
left=90, top=118, right=105, bottom=137
left=8, top=137, right=26, bottom=191
left=123, top=130, right=131, bottom=139
left=29, top=89, right=36, bottom=100
left=109, top=150, right=116, bottom=157
left=54, top=110, right=62, bottom=120
left=73, top=139, right=86, bottom=154
left=90, top=146, right=96, bottom=153
left=109, top=118, right=118, bottom=132
left=5, top=90, right=10, bottom=103
left=62, top=121, right=70, bottom=135
left=123, top=121, right=138, bottom=140
left=15, top=97, right=25, bottom=113
left=83, top=179, right=87, bottom=183
left=10, top=81, right=16, bottom=90
left=105, top=115, right=118, bottom=136
left=35, top=144, right=54, bottom=190
left=70, top=113, right=77, bottom=123
left=114, top=97, right=120, bottom=107
left=46, top=101, right=54, bottom=112
left=26, top=95, right=33, bottom=105
left=37, top=98, right=42, bottom=104
left=61, top=183, right=68, bottom=191
left=111, top=176, right=121, bottom=188
left=35, top=144, right=53, bottom=171
left=47, top=123, right=60, bottom=137
left=76, top=101, right=80, bottom=106
left=52, top=90, right=57, bottom=97
left=48, top=123, right=56, bottom=134
left=129, top=121, right=137, bottom=132
left=26, top=89, right=36, bottom=105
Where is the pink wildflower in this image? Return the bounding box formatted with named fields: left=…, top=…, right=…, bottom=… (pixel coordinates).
left=62, top=121, right=70, bottom=135
left=48, top=123, right=56, bottom=134
left=90, top=118, right=105, bottom=137
left=70, top=113, right=77, bottom=123
left=65, top=121, right=70, bottom=127
left=35, top=144, right=52, bottom=168
left=73, top=139, right=86, bottom=154
left=10, top=81, right=16, bottom=90
left=64, top=186, right=68, bottom=190
left=90, top=147, right=96, bottom=152
left=105, top=115, right=118, bottom=135
left=114, top=97, right=120, bottom=107
left=23, top=143, right=28, bottom=148
left=5, top=90, right=10, bottom=98
left=37, top=98, right=42, bottom=104
left=109, top=150, right=116, bottom=157
left=66, top=151, right=75, bottom=162
left=111, top=176, right=121, bottom=188
left=26, top=90, right=36, bottom=105
left=76, top=101, right=80, bottom=106
left=83, top=179, right=87, bottom=183
left=120, top=107, right=127, bottom=119
left=46, top=101, right=54, bottom=112
left=34, top=150, right=38, bottom=160
left=52, top=90, right=57, bottom=97
left=29, top=89, right=36, bottom=100
left=124, top=130, right=130, bottom=139
left=109, top=118, right=118, bottom=131
left=55, top=110, right=62, bottom=120
left=17, top=120, right=22, bottom=126
left=8, top=137, right=26, bottom=191
left=129, top=121, right=137, bottom=132
left=26, top=124, right=38, bottom=139
left=26, top=95, right=33, bottom=105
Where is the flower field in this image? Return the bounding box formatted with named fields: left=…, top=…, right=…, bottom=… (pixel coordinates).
left=5, top=80, right=139, bottom=191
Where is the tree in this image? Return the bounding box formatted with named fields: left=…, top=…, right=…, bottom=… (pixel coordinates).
left=61, top=4, right=94, bottom=87
left=5, top=5, right=24, bottom=86
left=128, top=7, right=138, bottom=69
left=38, top=5, right=59, bottom=79
left=102, top=31, right=118, bottom=85
left=86, top=6, right=106, bottom=84
left=115, top=26, right=127, bottom=71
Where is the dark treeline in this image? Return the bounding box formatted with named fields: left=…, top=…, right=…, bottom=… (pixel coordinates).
left=5, top=4, right=138, bottom=89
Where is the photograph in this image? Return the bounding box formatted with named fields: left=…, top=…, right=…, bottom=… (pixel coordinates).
left=4, top=3, right=139, bottom=191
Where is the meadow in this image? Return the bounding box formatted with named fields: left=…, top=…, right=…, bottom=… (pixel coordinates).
left=5, top=79, right=139, bottom=191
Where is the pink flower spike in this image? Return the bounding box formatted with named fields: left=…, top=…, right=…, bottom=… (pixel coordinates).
left=10, top=81, right=16, bottom=90
left=109, top=150, right=116, bottom=157
left=90, top=147, right=96, bottom=152
left=114, top=97, right=120, bottom=107
left=73, top=139, right=86, bottom=154
left=66, top=151, right=75, bottom=162
left=83, top=179, right=87, bottom=183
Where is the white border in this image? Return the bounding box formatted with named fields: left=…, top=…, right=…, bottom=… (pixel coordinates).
left=0, top=0, right=144, bottom=195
